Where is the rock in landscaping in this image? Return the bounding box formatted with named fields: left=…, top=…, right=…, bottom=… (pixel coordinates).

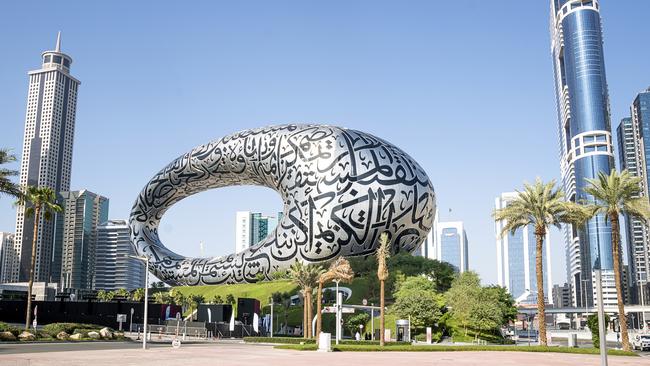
left=18, top=331, right=35, bottom=341
left=0, top=331, right=16, bottom=341
left=99, top=327, right=113, bottom=339
left=56, top=331, right=69, bottom=340
left=113, top=332, right=124, bottom=338
left=87, top=331, right=100, bottom=339
left=69, top=333, right=82, bottom=340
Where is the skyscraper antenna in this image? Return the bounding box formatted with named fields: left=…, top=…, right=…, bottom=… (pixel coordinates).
left=55, top=31, right=61, bottom=52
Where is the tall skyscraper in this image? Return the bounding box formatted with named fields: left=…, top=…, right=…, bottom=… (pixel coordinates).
left=95, top=220, right=145, bottom=291
left=0, top=232, right=15, bottom=283
left=11, top=32, right=80, bottom=283
left=55, top=190, right=108, bottom=290
left=235, top=211, right=282, bottom=253
left=432, top=221, right=469, bottom=273
left=616, top=87, right=650, bottom=305
left=495, top=193, right=553, bottom=305
left=550, top=0, right=617, bottom=307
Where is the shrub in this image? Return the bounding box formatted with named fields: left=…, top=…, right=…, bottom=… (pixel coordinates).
left=0, top=322, right=20, bottom=337
left=42, top=323, right=107, bottom=337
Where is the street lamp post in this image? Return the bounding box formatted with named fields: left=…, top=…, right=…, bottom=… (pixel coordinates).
left=334, top=279, right=341, bottom=345
left=371, top=302, right=374, bottom=341
left=639, top=272, right=647, bottom=330
left=129, top=255, right=149, bottom=350
left=595, top=269, right=608, bottom=366
left=270, top=299, right=274, bottom=338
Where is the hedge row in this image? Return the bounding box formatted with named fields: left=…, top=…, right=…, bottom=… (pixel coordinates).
left=243, top=336, right=410, bottom=346
left=275, top=344, right=638, bottom=357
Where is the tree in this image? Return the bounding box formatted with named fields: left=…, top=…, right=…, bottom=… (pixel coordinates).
left=271, top=291, right=292, bottom=334
left=587, top=313, right=610, bottom=348
left=289, top=261, right=324, bottom=338
left=445, top=271, right=481, bottom=336
left=225, top=293, right=236, bottom=305
left=376, top=232, right=390, bottom=346
left=212, top=294, right=224, bottom=304
left=15, top=186, right=63, bottom=330
left=470, top=288, right=506, bottom=341
left=493, top=179, right=590, bottom=346
left=153, top=291, right=170, bottom=304
left=114, top=288, right=130, bottom=299
left=483, top=286, right=517, bottom=325
left=189, top=294, right=205, bottom=317
left=0, top=149, right=20, bottom=199
left=132, top=288, right=145, bottom=302
left=316, top=258, right=354, bottom=341
left=97, top=290, right=110, bottom=302
left=391, top=276, right=445, bottom=334
left=584, top=170, right=650, bottom=351
left=344, top=312, right=370, bottom=338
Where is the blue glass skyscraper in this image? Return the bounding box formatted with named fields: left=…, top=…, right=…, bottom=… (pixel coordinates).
left=550, top=0, right=616, bottom=307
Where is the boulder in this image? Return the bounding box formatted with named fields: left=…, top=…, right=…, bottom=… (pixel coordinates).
left=56, top=331, right=69, bottom=340
left=69, top=333, right=82, bottom=340
left=0, top=331, right=16, bottom=341
left=87, top=331, right=100, bottom=339
left=99, top=327, right=113, bottom=339
left=18, top=331, right=35, bottom=341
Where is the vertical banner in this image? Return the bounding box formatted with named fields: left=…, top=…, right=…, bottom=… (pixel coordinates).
left=426, top=327, right=432, bottom=344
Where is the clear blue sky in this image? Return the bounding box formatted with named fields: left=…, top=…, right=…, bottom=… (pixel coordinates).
left=1, top=1, right=649, bottom=285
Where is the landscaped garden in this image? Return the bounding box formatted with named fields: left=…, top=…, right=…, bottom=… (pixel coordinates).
left=0, top=322, right=125, bottom=342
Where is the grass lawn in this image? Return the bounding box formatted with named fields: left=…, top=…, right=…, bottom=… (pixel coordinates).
left=172, top=280, right=299, bottom=304
left=274, top=343, right=638, bottom=356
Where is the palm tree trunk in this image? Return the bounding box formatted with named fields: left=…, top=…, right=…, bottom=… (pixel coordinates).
left=379, top=279, right=385, bottom=346
left=610, top=214, right=630, bottom=351
left=535, top=226, right=547, bottom=346
left=316, top=281, right=323, bottom=341
left=25, top=205, right=40, bottom=330
left=303, top=292, right=307, bottom=338
left=306, top=289, right=312, bottom=338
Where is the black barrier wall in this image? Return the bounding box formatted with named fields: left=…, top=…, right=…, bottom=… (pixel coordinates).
left=0, top=300, right=180, bottom=328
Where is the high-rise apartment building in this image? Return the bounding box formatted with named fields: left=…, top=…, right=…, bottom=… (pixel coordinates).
left=552, top=283, right=572, bottom=308
left=415, top=209, right=438, bottom=259
left=11, top=33, right=80, bottom=283
left=235, top=211, right=282, bottom=253
left=550, top=0, right=617, bottom=307
left=495, top=193, right=553, bottom=305
left=95, top=220, right=145, bottom=291
left=0, top=233, right=15, bottom=283
left=55, top=190, right=108, bottom=290
left=616, top=87, right=650, bottom=305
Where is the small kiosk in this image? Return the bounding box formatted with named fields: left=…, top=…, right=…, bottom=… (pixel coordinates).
left=395, top=319, right=410, bottom=342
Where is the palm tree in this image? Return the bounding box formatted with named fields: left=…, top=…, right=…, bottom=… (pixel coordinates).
left=153, top=291, right=169, bottom=304
left=0, top=149, right=20, bottom=199
left=583, top=170, right=650, bottom=351
left=131, top=288, right=145, bottom=302
left=15, top=186, right=62, bottom=330
left=289, top=261, right=324, bottom=338
left=316, top=258, right=354, bottom=341
left=376, top=232, right=391, bottom=346
left=493, top=178, right=590, bottom=346
left=114, top=288, right=130, bottom=299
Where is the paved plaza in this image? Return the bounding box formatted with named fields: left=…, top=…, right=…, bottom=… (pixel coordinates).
left=1, top=342, right=649, bottom=366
